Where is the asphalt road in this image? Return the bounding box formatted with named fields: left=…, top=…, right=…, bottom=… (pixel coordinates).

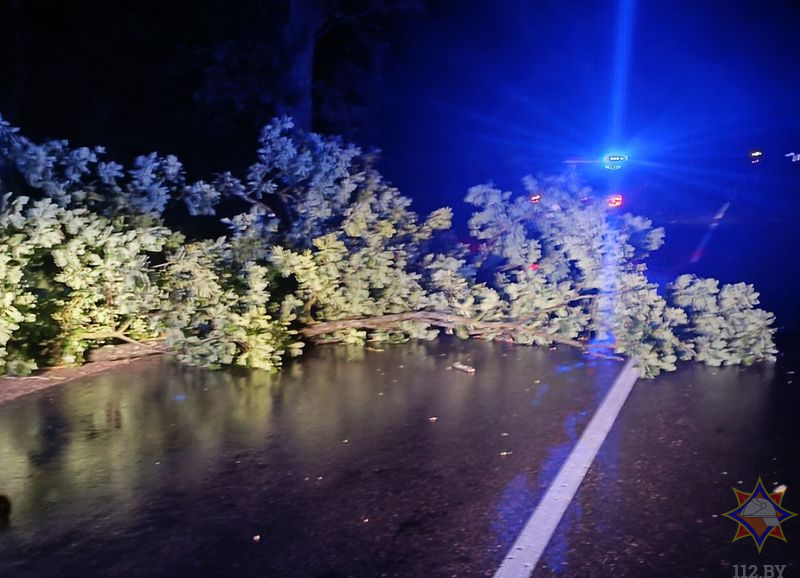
left=530, top=331, right=800, bottom=577
left=0, top=335, right=797, bottom=577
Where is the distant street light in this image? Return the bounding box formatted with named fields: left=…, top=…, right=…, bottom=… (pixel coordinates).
left=606, top=193, right=624, bottom=208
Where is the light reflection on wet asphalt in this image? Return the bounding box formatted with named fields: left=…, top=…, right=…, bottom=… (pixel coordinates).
left=0, top=335, right=794, bottom=577
left=532, top=336, right=800, bottom=577
left=0, top=338, right=620, bottom=577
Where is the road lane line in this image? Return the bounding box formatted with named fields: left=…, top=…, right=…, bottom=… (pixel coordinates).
left=493, top=357, right=641, bottom=578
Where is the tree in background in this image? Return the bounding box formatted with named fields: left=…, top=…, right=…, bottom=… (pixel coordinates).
left=192, top=0, right=422, bottom=142
left=0, top=0, right=421, bottom=173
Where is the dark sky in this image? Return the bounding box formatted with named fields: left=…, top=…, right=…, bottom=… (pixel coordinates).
left=2, top=0, right=800, bottom=322
left=4, top=0, right=798, bottom=212
left=375, top=0, right=800, bottom=218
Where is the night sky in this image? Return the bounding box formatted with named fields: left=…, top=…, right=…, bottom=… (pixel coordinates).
left=2, top=0, right=800, bottom=323
left=376, top=0, right=800, bottom=215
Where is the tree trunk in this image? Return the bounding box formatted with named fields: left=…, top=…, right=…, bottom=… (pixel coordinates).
left=86, top=340, right=168, bottom=363
left=299, top=310, right=587, bottom=349
left=282, top=0, right=323, bottom=131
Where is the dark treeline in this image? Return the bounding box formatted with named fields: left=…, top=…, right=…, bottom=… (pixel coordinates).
left=0, top=0, right=424, bottom=175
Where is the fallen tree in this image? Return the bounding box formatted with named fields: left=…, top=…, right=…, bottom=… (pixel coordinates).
left=0, top=116, right=776, bottom=378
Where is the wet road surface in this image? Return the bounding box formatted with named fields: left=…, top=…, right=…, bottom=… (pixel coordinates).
left=0, top=338, right=621, bottom=577
left=531, top=333, right=800, bottom=577
left=0, top=335, right=796, bottom=577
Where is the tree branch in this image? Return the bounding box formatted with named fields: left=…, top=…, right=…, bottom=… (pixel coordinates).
left=300, top=310, right=586, bottom=349
left=77, top=330, right=167, bottom=351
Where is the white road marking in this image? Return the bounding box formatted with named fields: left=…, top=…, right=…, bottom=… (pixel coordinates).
left=493, top=357, right=641, bottom=578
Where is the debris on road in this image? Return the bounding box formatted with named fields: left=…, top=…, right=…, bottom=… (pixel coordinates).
left=451, top=362, right=476, bottom=373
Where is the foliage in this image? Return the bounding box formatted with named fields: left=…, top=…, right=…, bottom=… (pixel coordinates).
left=669, top=275, right=776, bottom=367
left=158, top=239, right=302, bottom=370
left=0, top=116, right=187, bottom=220
left=271, top=176, right=456, bottom=344
left=461, top=172, right=774, bottom=377
left=0, top=207, right=37, bottom=375
left=0, top=191, right=300, bottom=374
left=0, top=194, right=174, bottom=372
left=0, top=114, right=777, bottom=379
left=464, top=174, right=681, bottom=374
